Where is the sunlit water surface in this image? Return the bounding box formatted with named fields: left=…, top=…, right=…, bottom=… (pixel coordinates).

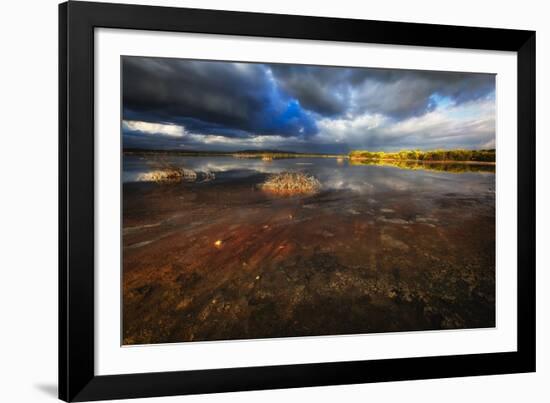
left=122, top=155, right=496, bottom=345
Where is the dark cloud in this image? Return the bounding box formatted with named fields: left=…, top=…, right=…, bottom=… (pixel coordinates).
left=123, top=130, right=184, bottom=150
left=122, top=57, right=317, bottom=138
left=353, top=69, right=495, bottom=118
left=122, top=56, right=495, bottom=152
left=271, top=65, right=495, bottom=119
left=269, top=65, right=353, bottom=116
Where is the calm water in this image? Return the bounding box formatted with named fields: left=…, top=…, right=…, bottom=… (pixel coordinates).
left=122, top=155, right=496, bottom=344
left=123, top=155, right=495, bottom=195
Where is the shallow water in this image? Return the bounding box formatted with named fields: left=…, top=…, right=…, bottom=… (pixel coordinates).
left=124, top=155, right=495, bottom=191
left=122, top=155, right=496, bottom=345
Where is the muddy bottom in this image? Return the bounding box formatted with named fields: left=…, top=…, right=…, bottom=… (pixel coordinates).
left=122, top=157, right=495, bottom=345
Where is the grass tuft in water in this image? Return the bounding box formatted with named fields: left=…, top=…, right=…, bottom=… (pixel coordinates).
left=137, top=167, right=196, bottom=183
left=261, top=172, right=321, bottom=195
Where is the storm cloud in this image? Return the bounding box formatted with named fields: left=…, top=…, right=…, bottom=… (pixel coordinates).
left=122, top=56, right=496, bottom=152
left=270, top=65, right=494, bottom=119
left=123, top=57, right=316, bottom=139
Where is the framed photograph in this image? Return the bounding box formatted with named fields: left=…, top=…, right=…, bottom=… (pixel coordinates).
left=59, top=1, right=535, bottom=401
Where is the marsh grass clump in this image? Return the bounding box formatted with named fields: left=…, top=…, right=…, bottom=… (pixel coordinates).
left=261, top=172, right=321, bottom=195
left=137, top=167, right=192, bottom=183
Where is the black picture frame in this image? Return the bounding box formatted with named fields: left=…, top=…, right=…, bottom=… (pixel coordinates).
left=59, top=1, right=536, bottom=401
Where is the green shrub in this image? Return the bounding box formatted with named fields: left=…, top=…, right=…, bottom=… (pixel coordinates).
left=349, top=148, right=495, bottom=162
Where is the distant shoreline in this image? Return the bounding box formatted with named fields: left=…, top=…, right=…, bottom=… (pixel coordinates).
left=122, top=149, right=343, bottom=158
left=123, top=148, right=496, bottom=165
left=349, top=149, right=495, bottom=164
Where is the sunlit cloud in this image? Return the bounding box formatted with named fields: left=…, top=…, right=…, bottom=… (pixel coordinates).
left=122, top=57, right=496, bottom=152
left=313, top=97, right=495, bottom=151
left=122, top=120, right=186, bottom=137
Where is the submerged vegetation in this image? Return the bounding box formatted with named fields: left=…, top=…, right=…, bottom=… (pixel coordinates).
left=123, top=154, right=496, bottom=344
left=261, top=172, right=321, bottom=195
left=349, top=148, right=495, bottom=163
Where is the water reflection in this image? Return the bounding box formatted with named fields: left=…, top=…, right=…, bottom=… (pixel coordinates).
left=349, top=158, right=495, bottom=173
left=122, top=154, right=496, bottom=343
left=123, top=155, right=495, bottom=197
